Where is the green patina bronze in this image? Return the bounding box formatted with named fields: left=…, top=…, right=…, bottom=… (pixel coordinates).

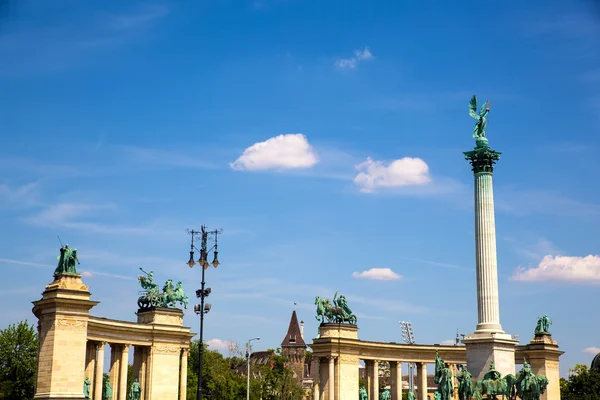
left=380, top=388, right=391, bottom=400
left=359, top=386, right=368, bottom=400
left=128, top=378, right=142, bottom=400
left=83, top=377, right=91, bottom=399
left=534, top=315, right=552, bottom=335
left=315, top=291, right=357, bottom=325
left=434, top=350, right=454, bottom=400
left=464, top=95, right=502, bottom=174
left=434, top=392, right=442, bottom=400
left=513, top=359, right=549, bottom=400
left=103, top=379, right=113, bottom=400
left=407, top=392, right=415, bottom=400
left=473, top=361, right=507, bottom=400
left=137, top=268, right=189, bottom=310
left=456, top=365, right=474, bottom=400
left=469, top=95, right=491, bottom=142
left=54, top=244, right=80, bottom=277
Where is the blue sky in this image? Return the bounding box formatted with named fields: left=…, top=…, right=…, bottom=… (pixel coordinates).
left=1, top=0, right=599, bottom=377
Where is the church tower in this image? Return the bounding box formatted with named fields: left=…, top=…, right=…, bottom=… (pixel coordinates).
left=281, top=309, right=307, bottom=382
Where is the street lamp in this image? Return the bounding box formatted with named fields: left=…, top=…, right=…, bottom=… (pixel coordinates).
left=246, top=337, right=260, bottom=400
left=187, top=225, right=223, bottom=400
left=400, top=321, right=416, bottom=393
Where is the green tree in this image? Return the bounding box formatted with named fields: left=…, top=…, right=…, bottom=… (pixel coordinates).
left=259, top=349, right=304, bottom=400
left=560, top=364, right=600, bottom=400
left=0, top=320, right=38, bottom=400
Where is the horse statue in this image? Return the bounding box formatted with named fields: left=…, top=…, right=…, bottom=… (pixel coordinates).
left=514, top=360, right=549, bottom=400
left=315, top=296, right=330, bottom=323
left=473, top=361, right=507, bottom=400
left=434, top=350, right=454, bottom=400
left=137, top=268, right=162, bottom=309
left=456, top=365, right=474, bottom=400
left=172, top=281, right=189, bottom=309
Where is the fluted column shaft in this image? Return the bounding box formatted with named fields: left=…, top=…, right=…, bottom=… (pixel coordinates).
left=370, top=360, right=379, bottom=400
left=473, top=171, right=503, bottom=333
left=118, top=345, right=129, bottom=400
left=179, top=349, right=188, bottom=400
left=95, top=342, right=105, bottom=400
left=417, top=362, right=427, bottom=400
left=328, top=356, right=335, bottom=400
left=313, top=357, right=320, bottom=400
left=390, top=361, right=402, bottom=400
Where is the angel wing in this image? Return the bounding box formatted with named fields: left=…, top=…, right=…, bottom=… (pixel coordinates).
left=469, top=95, right=479, bottom=119
left=479, top=101, right=487, bottom=116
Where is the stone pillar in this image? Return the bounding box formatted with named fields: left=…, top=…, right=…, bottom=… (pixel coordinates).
left=32, top=274, right=98, bottom=400
left=85, top=341, right=97, bottom=392
left=463, top=143, right=518, bottom=380
left=118, top=344, right=130, bottom=400
left=179, top=348, right=188, bottom=400
left=95, top=342, right=105, bottom=400
left=328, top=356, right=335, bottom=400
left=417, top=362, right=427, bottom=400
left=369, top=360, right=379, bottom=400
left=390, top=361, right=402, bottom=400
left=110, top=344, right=121, bottom=400
left=313, top=357, right=320, bottom=400
left=516, top=334, right=564, bottom=400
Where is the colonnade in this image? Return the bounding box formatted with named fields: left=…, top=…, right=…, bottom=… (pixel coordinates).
left=311, top=356, right=461, bottom=400
left=83, top=341, right=189, bottom=400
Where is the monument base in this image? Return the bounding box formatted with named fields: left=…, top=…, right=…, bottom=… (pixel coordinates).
left=463, top=332, right=519, bottom=381
left=318, top=323, right=358, bottom=340
left=136, top=307, right=184, bottom=325
left=34, top=393, right=87, bottom=400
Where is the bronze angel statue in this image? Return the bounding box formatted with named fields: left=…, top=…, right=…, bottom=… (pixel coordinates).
left=469, top=95, right=491, bottom=141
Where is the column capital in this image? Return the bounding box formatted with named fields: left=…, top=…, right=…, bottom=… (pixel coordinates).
left=181, top=347, right=190, bottom=357
left=122, top=343, right=131, bottom=352
left=97, top=341, right=107, bottom=349
left=464, top=144, right=501, bottom=174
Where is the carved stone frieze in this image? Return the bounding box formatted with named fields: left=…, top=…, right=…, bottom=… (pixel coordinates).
left=152, top=345, right=182, bottom=355
left=57, top=317, right=87, bottom=330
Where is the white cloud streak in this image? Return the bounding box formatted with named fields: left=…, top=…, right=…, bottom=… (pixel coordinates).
left=230, top=134, right=318, bottom=171
left=511, top=255, right=600, bottom=284
left=352, top=268, right=402, bottom=281
left=353, top=157, right=431, bottom=193
left=583, top=346, right=600, bottom=355
left=335, top=48, right=373, bottom=69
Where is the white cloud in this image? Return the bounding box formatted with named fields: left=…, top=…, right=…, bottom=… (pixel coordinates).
left=511, top=255, right=600, bottom=284
left=440, top=339, right=456, bottom=346
left=335, top=47, right=373, bottom=69
left=584, top=346, right=600, bottom=355
left=353, top=157, right=431, bottom=193
left=81, top=271, right=94, bottom=277
left=206, top=338, right=232, bottom=351
left=351, top=268, right=402, bottom=281
left=230, top=134, right=318, bottom=171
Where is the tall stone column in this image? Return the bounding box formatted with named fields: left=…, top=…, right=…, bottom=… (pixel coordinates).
left=417, top=362, right=427, bottom=400
left=313, top=357, right=320, bottom=400
left=328, top=356, right=335, bottom=400
left=85, top=341, right=97, bottom=392
left=179, top=348, right=188, bottom=400
left=110, top=344, right=121, bottom=400
left=118, top=345, right=130, bottom=400
left=390, top=361, right=402, bottom=400
left=463, top=140, right=518, bottom=380
left=94, top=342, right=106, bottom=400
left=369, top=360, right=379, bottom=400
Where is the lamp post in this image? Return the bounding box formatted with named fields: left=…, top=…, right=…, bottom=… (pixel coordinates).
left=187, top=225, right=223, bottom=400
left=246, top=337, right=260, bottom=400
left=400, top=321, right=416, bottom=393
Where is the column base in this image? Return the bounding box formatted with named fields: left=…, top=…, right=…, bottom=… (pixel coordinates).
left=463, top=333, right=519, bottom=381
left=473, top=322, right=505, bottom=335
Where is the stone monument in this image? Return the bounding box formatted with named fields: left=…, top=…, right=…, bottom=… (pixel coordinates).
left=462, top=95, right=519, bottom=380
left=32, top=244, right=98, bottom=400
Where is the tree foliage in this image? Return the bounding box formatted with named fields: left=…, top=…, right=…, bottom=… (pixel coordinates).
left=0, top=320, right=38, bottom=400
left=186, top=341, right=304, bottom=400
left=560, top=363, right=600, bottom=400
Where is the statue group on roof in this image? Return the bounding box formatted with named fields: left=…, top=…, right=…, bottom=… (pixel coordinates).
left=137, top=268, right=189, bottom=309
left=315, top=291, right=357, bottom=325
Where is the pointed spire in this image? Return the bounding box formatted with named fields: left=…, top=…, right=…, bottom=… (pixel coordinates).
left=281, top=309, right=306, bottom=348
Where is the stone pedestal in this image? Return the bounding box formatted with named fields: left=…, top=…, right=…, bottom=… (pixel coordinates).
left=463, top=333, right=518, bottom=381
left=317, top=324, right=359, bottom=400
left=517, top=334, right=563, bottom=400
left=137, top=308, right=185, bottom=400
left=32, top=274, right=98, bottom=400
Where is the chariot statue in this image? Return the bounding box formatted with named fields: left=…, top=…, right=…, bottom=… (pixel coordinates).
left=137, top=268, right=188, bottom=309
left=315, top=291, right=357, bottom=325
